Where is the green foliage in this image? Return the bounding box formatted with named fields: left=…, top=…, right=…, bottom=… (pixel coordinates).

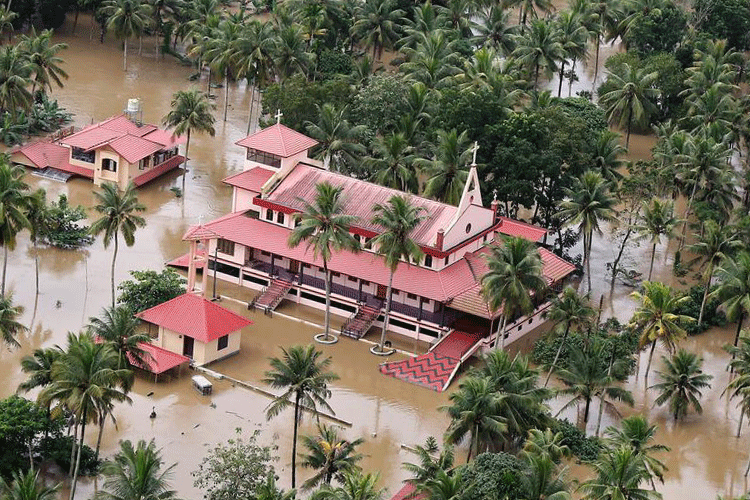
left=10, top=0, right=75, bottom=29
left=532, top=319, right=639, bottom=381
left=673, top=284, right=727, bottom=335
left=623, top=4, right=688, bottom=56
left=458, top=452, right=525, bottom=500
left=29, top=95, right=73, bottom=133
left=0, top=396, right=49, bottom=478
left=117, top=269, right=186, bottom=313
left=642, top=52, right=687, bottom=122
left=555, top=97, right=608, bottom=137
left=37, top=435, right=99, bottom=476
left=549, top=418, right=602, bottom=461
left=262, top=74, right=352, bottom=133
left=435, top=86, right=513, bottom=144
left=349, top=74, right=410, bottom=136
left=693, top=0, right=750, bottom=50
left=41, top=194, right=92, bottom=249
left=317, top=50, right=353, bottom=80
left=192, top=428, right=278, bottom=500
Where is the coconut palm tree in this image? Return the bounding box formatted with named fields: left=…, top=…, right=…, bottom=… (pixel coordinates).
left=403, top=436, right=455, bottom=485
left=203, top=19, right=241, bottom=122
left=2, top=469, right=58, bottom=500
left=90, top=182, right=147, bottom=308
left=518, top=454, right=570, bottom=500
left=18, top=346, right=63, bottom=393
left=288, top=183, right=359, bottom=343
left=87, top=305, right=151, bottom=370
left=0, top=160, right=30, bottom=295
left=473, top=6, right=517, bottom=55
left=725, top=334, right=750, bottom=437
left=400, top=31, right=461, bottom=89
left=95, top=439, right=178, bottom=500
left=299, top=424, right=364, bottom=490
left=25, top=189, right=49, bottom=297
left=629, top=281, right=693, bottom=382
left=162, top=89, right=216, bottom=190
left=605, top=415, right=670, bottom=487
left=651, top=349, right=712, bottom=421
left=0, top=6, right=17, bottom=44
left=273, top=25, right=312, bottom=81
left=370, top=195, right=425, bottom=355
left=415, top=129, right=472, bottom=205
left=0, top=292, right=25, bottom=349
left=599, top=62, right=660, bottom=148
left=512, top=18, right=564, bottom=88
left=442, top=375, right=507, bottom=461
left=350, top=0, right=405, bottom=61
left=366, top=132, right=418, bottom=193
left=311, top=470, right=384, bottom=500
left=0, top=45, right=33, bottom=117
left=421, top=469, right=471, bottom=500
left=687, top=221, right=740, bottom=325
left=579, top=446, right=660, bottom=500
left=40, top=333, right=132, bottom=500
left=588, top=0, right=623, bottom=88
left=542, top=287, right=596, bottom=386
left=481, top=236, right=546, bottom=350
left=554, top=10, right=588, bottom=98
left=305, top=104, right=366, bottom=172
left=592, top=130, right=626, bottom=185
left=555, top=341, right=633, bottom=427
left=522, top=428, right=571, bottom=464
left=17, top=29, right=68, bottom=95
left=636, top=199, right=678, bottom=281
left=558, top=170, right=616, bottom=293
left=100, top=0, right=153, bottom=71
left=710, top=252, right=750, bottom=352
left=264, top=345, right=339, bottom=489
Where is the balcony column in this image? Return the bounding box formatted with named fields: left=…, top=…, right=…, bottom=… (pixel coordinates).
left=440, top=303, right=446, bottom=327
left=418, top=298, right=423, bottom=322
left=358, top=280, right=363, bottom=303
left=270, top=254, right=275, bottom=277
left=299, top=263, right=304, bottom=284
left=187, top=240, right=198, bottom=292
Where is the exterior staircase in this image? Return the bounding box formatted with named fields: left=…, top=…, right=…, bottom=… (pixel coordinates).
left=340, top=304, right=380, bottom=340
left=249, top=278, right=293, bottom=314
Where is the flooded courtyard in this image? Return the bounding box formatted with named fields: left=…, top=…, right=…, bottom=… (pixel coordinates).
left=0, top=15, right=746, bottom=500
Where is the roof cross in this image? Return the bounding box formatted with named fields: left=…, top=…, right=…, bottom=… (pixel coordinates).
left=275, top=109, right=283, bottom=124
left=470, top=141, right=479, bottom=167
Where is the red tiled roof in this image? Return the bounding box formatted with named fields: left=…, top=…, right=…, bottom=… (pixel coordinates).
left=496, top=217, right=547, bottom=242
left=236, top=123, right=318, bottom=158
left=128, top=342, right=190, bottom=374
left=132, top=155, right=185, bottom=186
left=267, top=164, right=466, bottom=247
left=107, top=134, right=163, bottom=163
left=98, top=115, right=157, bottom=137
left=137, top=293, right=253, bottom=343
left=223, top=167, right=275, bottom=193
left=13, top=141, right=69, bottom=169
left=54, top=162, right=95, bottom=179
left=142, top=129, right=185, bottom=148
left=61, top=126, right=122, bottom=150
left=389, top=483, right=425, bottom=500
left=540, top=247, right=577, bottom=283
left=167, top=250, right=206, bottom=269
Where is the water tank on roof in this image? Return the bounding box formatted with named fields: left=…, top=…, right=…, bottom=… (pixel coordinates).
left=127, top=98, right=141, bottom=113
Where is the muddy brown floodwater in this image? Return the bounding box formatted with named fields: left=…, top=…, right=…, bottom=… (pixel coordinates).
left=0, top=14, right=744, bottom=500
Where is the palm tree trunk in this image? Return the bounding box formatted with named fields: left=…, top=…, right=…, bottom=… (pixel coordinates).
left=645, top=340, right=657, bottom=382
left=626, top=106, right=633, bottom=149
left=376, top=271, right=395, bottom=352
left=110, top=232, right=119, bottom=308
left=182, top=128, right=191, bottom=191
left=291, top=392, right=301, bottom=489
left=568, top=57, right=576, bottom=96
left=534, top=64, right=540, bottom=89
left=558, top=61, right=566, bottom=97
left=246, top=78, right=256, bottom=136
left=738, top=409, right=744, bottom=438
left=70, top=408, right=87, bottom=500
left=593, top=36, right=601, bottom=89
left=498, top=313, right=507, bottom=350
left=95, top=410, right=105, bottom=462
left=585, top=230, right=592, bottom=294
left=731, top=313, right=745, bottom=373
left=680, top=181, right=699, bottom=250
left=583, top=396, right=591, bottom=423
left=323, top=261, right=331, bottom=340
left=123, top=38, right=128, bottom=71
left=698, top=271, right=712, bottom=326
left=223, top=69, right=229, bottom=122
left=139, top=35, right=142, bottom=56
left=69, top=420, right=78, bottom=476
left=611, top=225, right=634, bottom=283
left=648, top=242, right=656, bottom=281
left=2, top=244, right=7, bottom=295
left=544, top=325, right=569, bottom=387
left=745, top=446, right=750, bottom=476
left=34, top=240, right=39, bottom=296
left=73, top=9, right=79, bottom=34
left=596, top=349, right=616, bottom=436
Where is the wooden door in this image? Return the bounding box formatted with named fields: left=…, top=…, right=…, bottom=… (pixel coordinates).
left=183, top=336, right=194, bottom=358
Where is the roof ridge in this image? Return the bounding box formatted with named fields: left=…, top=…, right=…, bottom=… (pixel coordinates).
left=275, top=123, right=289, bottom=156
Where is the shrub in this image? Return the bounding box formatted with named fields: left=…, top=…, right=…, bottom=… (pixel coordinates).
left=550, top=418, right=602, bottom=461
left=37, top=435, right=99, bottom=476
left=118, top=269, right=186, bottom=313
left=42, top=194, right=93, bottom=249
left=459, top=452, right=525, bottom=500
left=674, top=284, right=727, bottom=335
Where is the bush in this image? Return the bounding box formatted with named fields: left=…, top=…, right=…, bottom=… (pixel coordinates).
left=550, top=418, right=601, bottom=461
left=674, top=284, right=727, bottom=335
left=118, top=269, right=186, bottom=313
left=459, top=452, right=525, bottom=500
left=37, top=435, right=99, bottom=476
left=42, top=194, right=93, bottom=249
left=317, top=50, right=353, bottom=79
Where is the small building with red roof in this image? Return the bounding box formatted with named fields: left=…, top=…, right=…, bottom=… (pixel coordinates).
left=136, top=293, right=253, bottom=366
left=10, top=103, right=185, bottom=190
left=176, top=123, right=576, bottom=350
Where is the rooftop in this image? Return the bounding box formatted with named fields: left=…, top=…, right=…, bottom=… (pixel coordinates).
left=136, top=293, right=253, bottom=343
left=236, top=123, right=319, bottom=158
left=128, top=342, right=190, bottom=374
left=223, top=167, right=275, bottom=193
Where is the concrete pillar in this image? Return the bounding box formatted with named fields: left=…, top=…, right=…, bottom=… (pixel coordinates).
left=187, top=240, right=198, bottom=291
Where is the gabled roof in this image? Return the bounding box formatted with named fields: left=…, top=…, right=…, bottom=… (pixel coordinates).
left=136, top=293, right=253, bottom=343
left=223, top=167, right=275, bottom=193
left=107, top=134, right=163, bottom=163
left=61, top=126, right=122, bottom=150
left=496, top=217, right=548, bottom=242
left=142, top=129, right=185, bottom=149
left=13, top=141, right=69, bottom=169
left=236, top=123, right=318, bottom=158
left=266, top=164, right=464, bottom=247
left=128, top=342, right=190, bottom=374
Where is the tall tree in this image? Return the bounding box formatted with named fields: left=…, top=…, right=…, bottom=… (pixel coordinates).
left=162, top=89, right=216, bottom=190
left=0, top=160, right=29, bottom=295
left=629, top=281, right=693, bottom=381
left=403, top=436, right=454, bottom=485
left=203, top=19, right=240, bottom=122
left=0, top=45, right=33, bottom=117
left=311, top=470, right=384, bottom=500
left=95, top=439, right=178, bottom=500
left=651, top=349, right=713, bottom=421
left=288, top=182, right=360, bottom=343
left=542, top=287, right=596, bottom=387
left=370, top=195, right=425, bottom=355
left=512, top=18, right=564, bottom=88
left=579, top=446, right=661, bottom=500
left=17, top=29, right=68, bottom=95
left=25, top=188, right=49, bottom=297
left=636, top=198, right=678, bottom=281
left=604, top=415, right=670, bottom=488
left=87, top=305, right=151, bottom=370
left=599, top=62, right=660, bottom=147
left=365, top=132, right=418, bottom=193
left=0, top=293, right=26, bottom=348
left=481, top=236, right=546, bottom=350
left=350, top=0, right=405, bottom=61
left=2, top=469, right=58, bottom=500
left=18, top=346, right=63, bottom=393
left=558, top=170, right=616, bottom=294
left=305, top=104, right=366, bottom=172
left=725, top=334, right=750, bottom=437
left=264, top=345, right=339, bottom=489
left=592, top=130, right=626, bottom=185
left=709, top=252, right=750, bottom=352
left=299, top=424, right=364, bottom=490
left=554, top=10, right=588, bottom=97
left=100, top=0, right=153, bottom=71
left=415, top=129, right=472, bottom=205
left=89, top=182, right=147, bottom=308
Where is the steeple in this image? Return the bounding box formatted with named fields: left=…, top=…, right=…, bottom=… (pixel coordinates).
left=455, top=141, right=483, bottom=215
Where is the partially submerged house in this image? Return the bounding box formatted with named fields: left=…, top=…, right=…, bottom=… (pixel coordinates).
left=137, top=293, right=253, bottom=366
left=11, top=100, right=185, bottom=188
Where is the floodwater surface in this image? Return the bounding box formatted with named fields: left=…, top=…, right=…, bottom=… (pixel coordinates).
left=0, top=15, right=744, bottom=500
